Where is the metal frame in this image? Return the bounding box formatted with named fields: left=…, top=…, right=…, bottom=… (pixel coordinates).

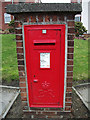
left=22, top=21, right=68, bottom=110
left=22, top=26, right=30, bottom=110
left=63, top=22, right=68, bottom=110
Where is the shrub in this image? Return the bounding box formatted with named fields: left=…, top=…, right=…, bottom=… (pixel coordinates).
left=75, top=22, right=87, bottom=37
left=4, top=29, right=9, bottom=34
left=8, top=28, right=15, bottom=33
left=8, top=19, right=15, bottom=33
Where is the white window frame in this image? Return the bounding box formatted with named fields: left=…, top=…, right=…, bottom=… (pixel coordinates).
left=75, top=14, right=81, bottom=22
left=4, top=13, right=11, bottom=24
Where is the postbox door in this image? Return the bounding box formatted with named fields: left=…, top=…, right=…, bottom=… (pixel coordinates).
left=24, top=25, right=65, bottom=108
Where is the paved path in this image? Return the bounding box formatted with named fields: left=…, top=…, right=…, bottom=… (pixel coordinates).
left=0, top=85, right=20, bottom=119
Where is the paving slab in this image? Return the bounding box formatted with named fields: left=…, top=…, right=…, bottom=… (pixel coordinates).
left=0, top=85, right=20, bottom=119
left=73, top=83, right=90, bottom=111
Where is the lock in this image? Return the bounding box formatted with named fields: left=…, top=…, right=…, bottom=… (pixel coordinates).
left=33, top=79, right=38, bottom=83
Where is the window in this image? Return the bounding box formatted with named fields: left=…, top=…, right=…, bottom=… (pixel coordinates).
left=5, top=0, right=11, bottom=1
left=75, top=14, right=81, bottom=22
left=4, top=13, right=11, bottom=23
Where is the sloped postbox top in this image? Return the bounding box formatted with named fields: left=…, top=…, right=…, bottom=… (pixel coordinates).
left=6, top=3, right=82, bottom=14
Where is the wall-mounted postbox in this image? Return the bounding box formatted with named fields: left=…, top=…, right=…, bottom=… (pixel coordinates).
left=6, top=3, right=82, bottom=118
left=24, top=25, right=65, bottom=108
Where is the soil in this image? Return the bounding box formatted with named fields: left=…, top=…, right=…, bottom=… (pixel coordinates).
left=2, top=79, right=90, bottom=120
left=2, top=79, right=19, bottom=87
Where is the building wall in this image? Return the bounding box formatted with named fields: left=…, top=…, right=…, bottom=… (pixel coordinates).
left=81, top=0, right=90, bottom=33
left=0, top=0, right=41, bottom=31
left=0, top=2, right=15, bottom=31
left=88, top=1, right=90, bottom=33
left=71, top=0, right=82, bottom=3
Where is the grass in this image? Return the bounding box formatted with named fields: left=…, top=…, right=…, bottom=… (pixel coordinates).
left=2, top=34, right=19, bottom=82
left=73, top=39, right=88, bottom=81
left=1, top=34, right=89, bottom=82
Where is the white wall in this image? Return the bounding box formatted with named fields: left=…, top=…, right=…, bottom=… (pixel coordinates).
left=41, top=0, right=70, bottom=3
left=88, top=1, right=90, bottom=33
left=82, top=0, right=90, bottom=33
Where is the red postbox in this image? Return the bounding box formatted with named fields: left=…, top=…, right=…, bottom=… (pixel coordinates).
left=24, top=24, right=65, bottom=108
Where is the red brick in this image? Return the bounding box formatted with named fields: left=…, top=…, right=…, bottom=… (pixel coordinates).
left=67, top=72, right=73, bottom=76
left=66, top=87, right=72, bottom=92
left=67, top=54, right=73, bottom=59
left=24, top=111, right=36, bottom=115
left=20, top=82, right=26, bottom=87
left=21, top=92, right=27, bottom=97
left=31, top=108, right=44, bottom=110
left=67, top=60, right=73, bottom=65
left=67, top=14, right=75, bottom=20
left=47, top=108, right=62, bottom=111
left=65, top=107, right=71, bottom=111
left=67, top=78, right=73, bottom=82
left=66, top=93, right=72, bottom=97
left=14, top=16, right=17, bottom=21
left=17, top=54, right=24, bottom=59
left=45, top=15, right=50, bottom=22
left=14, top=22, right=18, bottom=27
left=15, top=29, right=22, bottom=34
left=65, top=98, right=72, bottom=102
left=23, top=17, right=29, bottom=22
left=67, top=66, right=73, bottom=71
left=20, top=77, right=26, bottom=82
left=68, top=21, right=75, bottom=27
left=38, top=15, right=43, bottom=22
left=68, top=35, right=75, bottom=40
left=33, top=115, right=46, bottom=118
left=20, top=88, right=27, bottom=92
left=21, top=97, right=27, bottom=101
left=22, top=101, right=28, bottom=107
left=16, top=42, right=23, bottom=47
left=67, top=82, right=72, bottom=87
left=65, top=102, right=72, bottom=106
left=14, top=14, right=22, bottom=21
left=68, top=48, right=74, bottom=53
left=30, top=15, right=36, bottom=22
left=57, top=112, right=69, bottom=116
left=68, top=41, right=74, bottom=46
left=18, top=60, right=24, bottom=65
left=59, top=15, right=64, bottom=21
left=68, top=28, right=75, bottom=33
left=47, top=115, right=61, bottom=119
left=16, top=35, right=23, bottom=40
left=17, top=48, right=23, bottom=53
left=19, top=72, right=25, bottom=77
left=52, top=15, right=57, bottom=21
left=15, top=21, right=22, bottom=28
left=42, top=112, right=56, bottom=116
left=18, top=66, right=25, bottom=71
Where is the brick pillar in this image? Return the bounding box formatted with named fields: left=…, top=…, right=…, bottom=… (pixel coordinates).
left=6, top=3, right=82, bottom=119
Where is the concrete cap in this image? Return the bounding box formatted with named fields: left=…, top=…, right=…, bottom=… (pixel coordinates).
left=6, top=3, right=82, bottom=14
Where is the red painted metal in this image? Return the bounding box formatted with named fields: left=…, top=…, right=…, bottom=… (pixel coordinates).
left=24, top=25, right=65, bottom=108
left=33, top=39, right=56, bottom=44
